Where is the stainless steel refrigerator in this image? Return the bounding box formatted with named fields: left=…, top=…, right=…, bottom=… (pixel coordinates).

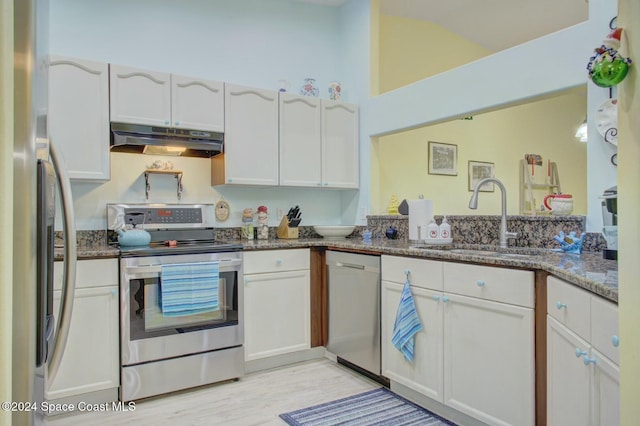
left=11, top=0, right=77, bottom=424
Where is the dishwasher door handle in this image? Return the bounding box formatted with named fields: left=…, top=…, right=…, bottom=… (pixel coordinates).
left=335, top=261, right=366, bottom=270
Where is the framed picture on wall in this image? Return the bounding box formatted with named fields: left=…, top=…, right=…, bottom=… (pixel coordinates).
left=468, top=161, right=495, bottom=192
left=428, top=141, right=457, bottom=176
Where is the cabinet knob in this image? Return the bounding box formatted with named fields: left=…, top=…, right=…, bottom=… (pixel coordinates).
left=111, top=289, right=117, bottom=296
left=245, top=278, right=251, bottom=283
left=165, top=120, right=170, bottom=125
left=317, top=183, right=322, bottom=187
left=556, top=301, right=567, bottom=310
left=174, top=121, right=180, bottom=126
left=575, top=348, right=587, bottom=358
left=433, top=295, right=441, bottom=302
left=276, top=259, right=283, bottom=265
left=612, top=335, right=620, bottom=347
left=477, top=279, right=485, bottom=287
left=228, top=178, right=233, bottom=183
left=442, top=296, right=450, bottom=303
left=404, top=269, right=410, bottom=277
left=583, top=356, right=597, bottom=366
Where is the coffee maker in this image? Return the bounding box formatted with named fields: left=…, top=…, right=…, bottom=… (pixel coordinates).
left=601, top=185, right=617, bottom=260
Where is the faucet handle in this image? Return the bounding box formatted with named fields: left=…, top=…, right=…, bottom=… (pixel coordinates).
left=506, top=231, right=518, bottom=240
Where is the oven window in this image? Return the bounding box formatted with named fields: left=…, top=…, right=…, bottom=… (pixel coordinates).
left=128, top=270, right=238, bottom=341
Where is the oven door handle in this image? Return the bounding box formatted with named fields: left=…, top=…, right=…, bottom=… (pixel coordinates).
left=125, top=259, right=243, bottom=276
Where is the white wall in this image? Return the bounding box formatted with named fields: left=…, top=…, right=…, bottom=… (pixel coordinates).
left=50, top=0, right=369, bottom=230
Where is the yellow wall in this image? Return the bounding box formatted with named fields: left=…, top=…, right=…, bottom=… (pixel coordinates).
left=378, top=15, right=489, bottom=94
left=0, top=0, right=13, bottom=422
left=618, top=0, right=640, bottom=421
left=372, top=14, right=587, bottom=216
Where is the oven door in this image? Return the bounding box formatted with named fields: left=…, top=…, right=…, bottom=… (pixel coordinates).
left=120, top=252, right=243, bottom=366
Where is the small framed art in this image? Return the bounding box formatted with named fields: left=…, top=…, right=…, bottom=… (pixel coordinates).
left=468, top=161, right=495, bottom=192
left=428, top=141, right=457, bottom=176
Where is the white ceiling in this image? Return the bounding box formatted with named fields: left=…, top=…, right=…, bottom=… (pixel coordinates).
left=293, top=0, right=589, bottom=52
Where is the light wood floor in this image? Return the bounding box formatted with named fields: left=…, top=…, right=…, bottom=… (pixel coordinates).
left=42, top=358, right=380, bottom=425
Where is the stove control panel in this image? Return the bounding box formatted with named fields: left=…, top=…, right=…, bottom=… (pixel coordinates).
left=142, top=208, right=202, bottom=224
left=107, top=204, right=215, bottom=230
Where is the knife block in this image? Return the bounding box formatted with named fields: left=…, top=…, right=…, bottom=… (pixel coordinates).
left=277, top=215, right=299, bottom=239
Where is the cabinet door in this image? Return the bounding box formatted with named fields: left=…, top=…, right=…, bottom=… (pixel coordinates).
left=48, top=56, right=110, bottom=180
left=381, top=281, right=444, bottom=402
left=46, top=286, right=119, bottom=400
left=244, top=270, right=310, bottom=361
left=444, top=293, right=534, bottom=426
left=547, top=316, right=591, bottom=426
left=321, top=101, right=359, bottom=188
left=109, top=64, right=171, bottom=126
left=590, top=348, right=620, bottom=426
left=221, top=84, right=279, bottom=185
left=279, top=93, right=322, bottom=187
left=171, top=75, right=224, bottom=132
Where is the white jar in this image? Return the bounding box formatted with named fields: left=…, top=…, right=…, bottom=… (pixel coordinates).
left=439, top=216, right=451, bottom=239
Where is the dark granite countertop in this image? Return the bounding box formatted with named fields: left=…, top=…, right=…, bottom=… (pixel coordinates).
left=57, top=237, right=618, bottom=303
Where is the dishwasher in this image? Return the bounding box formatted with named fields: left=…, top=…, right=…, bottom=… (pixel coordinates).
left=326, top=251, right=385, bottom=382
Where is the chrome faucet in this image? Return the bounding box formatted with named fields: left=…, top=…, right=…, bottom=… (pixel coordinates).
left=469, top=177, right=517, bottom=248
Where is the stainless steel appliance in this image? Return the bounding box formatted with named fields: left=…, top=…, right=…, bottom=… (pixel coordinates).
left=107, top=203, right=244, bottom=401
left=11, top=1, right=79, bottom=424
left=601, top=185, right=618, bottom=260
left=110, top=122, right=223, bottom=158
left=326, top=251, right=384, bottom=382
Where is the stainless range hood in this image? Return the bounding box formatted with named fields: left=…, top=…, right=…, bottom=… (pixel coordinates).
left=110, top=122, right=224, bottom=158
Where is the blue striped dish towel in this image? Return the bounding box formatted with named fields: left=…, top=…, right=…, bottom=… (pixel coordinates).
left=392, top=278, right=423, bottom=362
left=160, top=262, right=220, bottom=317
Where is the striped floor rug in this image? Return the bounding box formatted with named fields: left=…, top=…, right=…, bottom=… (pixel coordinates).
left=279, top=387, right=456, bottom=426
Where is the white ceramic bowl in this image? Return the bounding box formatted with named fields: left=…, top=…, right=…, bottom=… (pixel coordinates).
left=313, top=225, right=356, bottom=239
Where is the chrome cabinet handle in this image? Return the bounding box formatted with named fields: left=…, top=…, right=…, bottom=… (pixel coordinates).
left=612, top=335, right=620, bottom=347
left=575, top=348, right=587, bottom=358
left=477, top=280, right=485, bottom=287
left=583, top=355, right=597, bottom=366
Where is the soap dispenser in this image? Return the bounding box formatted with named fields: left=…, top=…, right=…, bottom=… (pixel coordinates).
left=427, top=219, right=439, bottom=239
left=439, top=216, right=451, bottom=240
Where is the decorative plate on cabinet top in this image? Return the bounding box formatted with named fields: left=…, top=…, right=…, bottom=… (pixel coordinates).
left=299, top=78, right=319, bottom=97
left=595, top=98, right=618, bottom=146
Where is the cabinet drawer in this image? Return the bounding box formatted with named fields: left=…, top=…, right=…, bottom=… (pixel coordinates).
left=243, top=248, right=310, bottom=274
left=591, top=296, right=619, bottom=365
left=547, top=276, right=591, bottom=340
left=54, top=258, right=118, bottom=291
left=443, top=262, right=534, bottom=308
left=381, top=255, right=443, bottom=291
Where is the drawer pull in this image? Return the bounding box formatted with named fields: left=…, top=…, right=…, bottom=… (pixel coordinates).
left=441, top=296, right=450, bottom=303
left=404, top=269, right=410, bottom=277
left=245, top=278, right=251, bottom=283
left=575, top=348, right=587, bottom=358
left=612, top=335, right=620, bottom=347
left=111, top=289, right=117, bottom=296
left=477, top=280, right=485, bottom=287
left=276, top=259, right=283, bottom=265
left=556, top=301, right=567, bottom=310
left=583, top=355, right=597, bottom=366
left=433, top=295, right=441, bottom=302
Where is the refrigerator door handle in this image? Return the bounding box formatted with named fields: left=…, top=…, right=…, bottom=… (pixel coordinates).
left=46, top=139, right=77, bottom=382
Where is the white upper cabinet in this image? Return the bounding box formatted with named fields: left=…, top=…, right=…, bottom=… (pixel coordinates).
left=321, top=101, right=359, bottom=188
left=171, top=75, right=224, bottom=132
left=110, top=64, right=224, bottom=131
left=279, top=94, right=322, bottom=187
left=212, top=84, right=279, bottom=186
left=48, top=56, right=110, bottom=181
left=109, top=64, right=171, bottom=126
left=279, top=95, right=359, bottom=188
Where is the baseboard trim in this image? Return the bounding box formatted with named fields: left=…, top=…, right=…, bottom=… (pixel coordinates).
left=244, top=347, right=326, bottom=374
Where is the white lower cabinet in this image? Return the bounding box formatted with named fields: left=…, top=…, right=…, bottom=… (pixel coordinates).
left=546, top=276, right=619, bottom=426
left=47, top=259, right=119, bottom=401
left=243, top=249, right=310, bottom=361
left=381, top=255, right=535, bottom=426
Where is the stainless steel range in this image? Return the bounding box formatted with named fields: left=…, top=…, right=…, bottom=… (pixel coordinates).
left=107, top=204, right=244, bottom=401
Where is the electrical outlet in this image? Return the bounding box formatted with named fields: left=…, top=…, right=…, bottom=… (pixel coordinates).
left=359, top=207, right=368, bottom=221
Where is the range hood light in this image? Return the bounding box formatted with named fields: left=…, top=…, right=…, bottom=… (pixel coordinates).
left=143, top=145, right=186, bottom=156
